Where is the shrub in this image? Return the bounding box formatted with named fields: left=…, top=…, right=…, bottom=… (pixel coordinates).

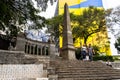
left=75, top=48, right=81, bottom=60
left=115, top=37, right=120, bottom=51
left=93, top=55, right=114, bottom=62
left=92, top=45, right=100, bottom=55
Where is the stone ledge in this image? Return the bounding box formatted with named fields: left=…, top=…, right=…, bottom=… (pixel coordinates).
left=0, top=78, right=48, bottom=80
left=36, top=78, right=48, bottom=80
left=0, top=50, right=24, bottom=54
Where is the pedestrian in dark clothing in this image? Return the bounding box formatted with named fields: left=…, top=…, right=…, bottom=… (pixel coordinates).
left=81, top=44, right=87, bottom=60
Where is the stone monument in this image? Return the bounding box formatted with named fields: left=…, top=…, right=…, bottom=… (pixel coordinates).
left=61, top=3, right=76, bottom=60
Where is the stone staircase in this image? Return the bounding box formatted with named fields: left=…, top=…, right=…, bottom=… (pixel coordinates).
left=0, top=50, right=49, bottom=79
left=49, top=60, right=120, bottom=80
left=1, top=50, right=120, bottom=80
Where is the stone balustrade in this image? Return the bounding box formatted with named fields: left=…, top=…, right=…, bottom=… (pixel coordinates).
left=16, top=37, right=56, bottom=57
left=25, top=40, right=49, bottom=56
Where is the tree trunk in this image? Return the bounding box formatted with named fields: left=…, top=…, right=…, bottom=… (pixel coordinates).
left=84, top=37, right=88, bottom=45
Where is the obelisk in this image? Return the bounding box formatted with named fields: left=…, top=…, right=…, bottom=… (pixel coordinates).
left=61, top=3, right=76, bottom=60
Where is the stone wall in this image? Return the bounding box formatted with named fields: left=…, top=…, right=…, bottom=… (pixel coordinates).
left=0, top=78, right=48, bottom=80
left=0, top=50, right=25, bottom=64
left=0, top=64, right=45, bottom=79
left=0, top=50, right=38, bottom=64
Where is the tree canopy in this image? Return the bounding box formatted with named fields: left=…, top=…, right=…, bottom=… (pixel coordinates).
left=72, top=6, right=106, bottom=44
left=106, top=6, right=120, bottom=52
left=46, top=15, right=63, bottom=38
left=47, top=6, right=106, bottom=45
left=0, top=0, right=56, bottom=36
left=115, top=37, right=120, bottom=51
left=106, top=6, right=120, bottom=38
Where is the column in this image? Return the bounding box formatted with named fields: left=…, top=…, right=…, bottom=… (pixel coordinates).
left=44, top=46, right=46, bottom=55
left=25, top=42, right=28, bottom=54
left=32, top=44, right=35, bottom=55
left=40, top=46, right=42, bottom=55
left=29, top=44, right=32, bottom=55
left=37, top=45, right=39, bottom=55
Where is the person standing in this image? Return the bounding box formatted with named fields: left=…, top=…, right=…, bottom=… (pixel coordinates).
left=81, top=44, right=87, bottom=60
left=88, top=44, right=95, bottom=61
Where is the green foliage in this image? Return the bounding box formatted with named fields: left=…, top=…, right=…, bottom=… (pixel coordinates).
left=0, top=0, right=56, bottom=36
left=115, top=37, right=120, bottom=51
left=92, top=45, right=100, bottom=55
left=72, top=6, right=106, bottom=44
left=93, top=55, right=114, bottom=62
left=47, top=6, right=106, bottom=45
left=46, top=13, right=76, bottom=38
left=113, top=56, right=120, bottom=61
left=46, top=15, right=63, bottom=49
left=46, top=15, right=63, bottom=37
left=75, top=48, right=81, bottom=60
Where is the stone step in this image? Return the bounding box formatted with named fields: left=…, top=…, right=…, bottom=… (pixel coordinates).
left=25, top=55, right=50, bottom=69
left=57, top=72, right=120, bottom=75
left=52, top=65, right=109, bottom=67
left=57, top=69, right=114, bottom=72
left=56, top=67, right=113, bottom=70
left=22, top=57, right=39, bottom=64
left=58, top=77, right=111, bottom=80
left=56, top=71, right=120, bottom=74
left=49, top=60, right=120, bottom=80
left=56, top=69, right=120, bottom=73
left=50, top=61, right=109, bottom=68
left=58, top=74, right=120, bottom=79
left=58, top=69, right=120, bottom=74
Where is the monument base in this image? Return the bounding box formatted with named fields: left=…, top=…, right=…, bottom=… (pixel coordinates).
left=61, top=47, right=76, bottom=60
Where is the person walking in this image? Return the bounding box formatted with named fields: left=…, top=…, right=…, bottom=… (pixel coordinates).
left=81, top=44, right=87, bottom=60
left=88, top=44, right=95, bottom=61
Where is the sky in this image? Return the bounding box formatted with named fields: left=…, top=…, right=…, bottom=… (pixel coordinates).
left=39, top=0, right=120, bottom=19
left=102, top=0, right=120, bottom=10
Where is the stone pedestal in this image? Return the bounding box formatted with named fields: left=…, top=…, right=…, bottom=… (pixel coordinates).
left=62, top=47, right=76, bottom=60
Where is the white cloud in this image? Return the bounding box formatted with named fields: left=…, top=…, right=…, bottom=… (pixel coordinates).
left=38, top=1, right=58, bottom=19
left=102, top=0, right=120, bottom=10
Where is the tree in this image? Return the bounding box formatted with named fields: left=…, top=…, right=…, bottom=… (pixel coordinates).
left=0, top=0, right=56, bottom=36
left=115, top=37, right=120, bottom=51
left=46, top=15, right=63, bottom=48
left=46, top=15, right=63, bottom=38
left=47, top=6, right=106, bottom=45
left=106, top=6, right=120, bottom=39
left=72, top=6, right=106, bottom=44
